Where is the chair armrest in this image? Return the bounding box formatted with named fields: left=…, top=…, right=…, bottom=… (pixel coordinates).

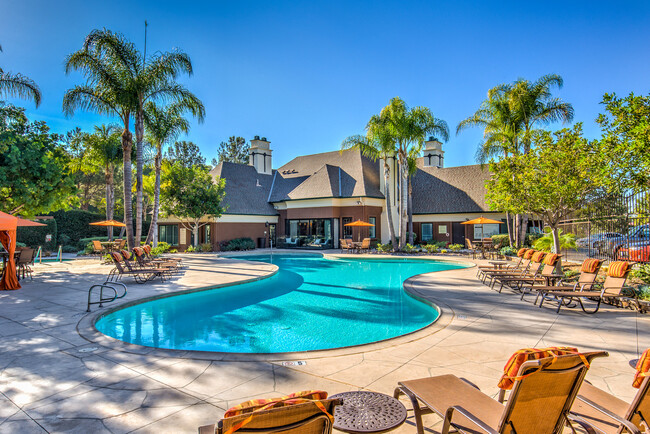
left=573, top=395, right=641, bottom=434
left=442, top=406, right=499, bottom=434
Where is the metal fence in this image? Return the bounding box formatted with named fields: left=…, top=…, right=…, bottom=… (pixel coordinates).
left=556, top=190, right=650, bottom=264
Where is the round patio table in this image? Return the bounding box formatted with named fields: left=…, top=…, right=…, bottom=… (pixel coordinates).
left=330, top=391, right=407, bottom=433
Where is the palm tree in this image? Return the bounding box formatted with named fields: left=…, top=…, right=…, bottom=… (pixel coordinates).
left=0, top=44, right=41, bottom=107
left=85, top=125, right=122, bottom=239
left=375, top=97, right=449, bottom=250
left=342, top=128, right=398, bottom=248
left=144, top=102, right=196, bottom=247
left=406, top=147, right=420, bottom=245
left=63, top=30, right=139, bottom=248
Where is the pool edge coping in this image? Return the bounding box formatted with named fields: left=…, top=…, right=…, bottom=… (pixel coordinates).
left=77, top=253, right=476, bottom=362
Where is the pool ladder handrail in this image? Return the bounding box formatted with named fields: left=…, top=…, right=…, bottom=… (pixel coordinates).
left=87, top=281, right=127, bottom=312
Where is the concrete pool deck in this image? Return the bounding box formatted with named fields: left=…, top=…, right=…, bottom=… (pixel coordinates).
left=0, top=251, right=648, bottom=433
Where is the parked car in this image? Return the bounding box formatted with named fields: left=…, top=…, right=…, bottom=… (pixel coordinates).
left=576, top=232, right=623, bottom=248
left=616, top=240, right=650, bottom=262
left=594, top=225, right=650, bottom=258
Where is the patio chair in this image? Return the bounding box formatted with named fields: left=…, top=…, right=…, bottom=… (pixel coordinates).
left=359, top=237, right=371, bottom=253
left=465, top=238, right=478, bottom=259
left=480, top=249, right=536, bottom=285
left=539, top=261, right=634, bottom=314
left=92, top=240, right=107, bottom=256
left=394, top=350, right=608, bottom=434
left=16, top=248, right=35, bottom=280
left=117, top=239, right=127, bottom=250
left=531, top=258, right=604, bottom=305
left=142, top=245, right=183, bottom=268
left=198, top=392, right=340, bottom=434
left=339, top=239, right=353, bottom=253
left=569, top=348, right=650, bottom=434
left=494, top=253, right=562, bottom=296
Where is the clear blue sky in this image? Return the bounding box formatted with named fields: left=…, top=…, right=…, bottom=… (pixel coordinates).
left=1, top=0, right=648, bottom=168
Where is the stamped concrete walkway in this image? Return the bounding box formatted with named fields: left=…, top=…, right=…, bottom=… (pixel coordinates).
left=0, top=251, right=647, bottom=433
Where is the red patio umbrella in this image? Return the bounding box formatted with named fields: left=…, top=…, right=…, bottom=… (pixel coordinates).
left=0, top=211, right=20, bottom=290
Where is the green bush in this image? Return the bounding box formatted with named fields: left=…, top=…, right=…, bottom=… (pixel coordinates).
left=199, top=242, right=213, bottom=252
left=525, top=232, right=544, bottom=247
left=533, top=228, right=577, bottom=252
left=636, top=285, right=650, bottom=301
left=440, top=249, right=448, bottom=253
left=403, top=243, right=417, bottom=253
left=377, top=243, right=392, bottom=253
left=500, top=246, right=518, bottom=256
left=50, top=209, right=107, bottom=245
left=16, top=219, right=57, bottom=250
left=16, top=242, right=26, bottom=248
left=448, top=244, right=463, bottom=252
left=186, top=245, right=197, bottom=252
left=424, top=244, right=439, bottom=254
left=221, top=237, right=256, bottom=251
left=150, top=242, right=171, bottom=257
left=632, top=264, right=650, bottom=284
left=491, top=234, right=510, bottom=249
left=61, top=245, right=78, bottom=253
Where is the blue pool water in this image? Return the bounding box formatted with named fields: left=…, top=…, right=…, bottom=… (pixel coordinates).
left=95, top=254, right=467, bottom=353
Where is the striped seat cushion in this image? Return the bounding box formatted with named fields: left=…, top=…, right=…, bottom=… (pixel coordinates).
left=607, top=261, right=630, bottom=278
left=111, top=252, right=123, bottom=262
left=224, top=390, right=328, bottom=417
left=543, top=253, right=559, bottom=265
left=531, top=251, right=546, bottom=263
left=133, top=247, right=144, bottom=257
left=634, top=348, right=650, bottom=388
left=581, top=258, right=601, bottom=273
left=523, top=249, right=535, bottom=260
left=120, top=250, right=132, bottom=260
left=143, top=245, right=152, bottom=254
left=517, top=248, right=528, bottom=258
left=498, top=347, right=579, bottom=390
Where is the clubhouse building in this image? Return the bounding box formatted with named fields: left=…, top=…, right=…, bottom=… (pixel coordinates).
left=157, top=136, right=506, bottom=250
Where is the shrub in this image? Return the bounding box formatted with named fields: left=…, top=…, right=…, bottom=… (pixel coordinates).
left=61, top=245, right=78, bottom=253
left=533, top=228, right=577, bottom=252
left=186, top=245, right=197, bottom=253
left=632, top=264, right=650, bottom=284
left=50, top=209, right=106, bottom=245
left=402, top=243, right=417, bottom=253
left=636, top=285, right=650, bottom=301
left=377, top=243, right=392, bottom=253
left=199, top=242, right=213, bottom=252
left=564, top=269, right=580, bottom=279
left=16, top=242, right=26, bottom=248
left=448, top=244, right=463, bottom=252
left=150, top=242, right=171, bottom=257
left=440, top=249, right=448, bottom=254
left=221, top=237, right=255, bottom=251
left=424, top=244, right=439, bottom=254
left=491, top=234, right=510, bottom=249
left=525, top=232, right=544, bottom=247
left=500, top=246, right=517, bottom=256
left=16, top=219, right=57, bottom=250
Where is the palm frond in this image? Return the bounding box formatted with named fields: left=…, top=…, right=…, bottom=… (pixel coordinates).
left=62, top=85, right=118, bottom=118
left=0, top=71, right=41, bottom=107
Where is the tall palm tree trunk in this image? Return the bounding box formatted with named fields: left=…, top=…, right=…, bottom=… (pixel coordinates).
left=383, top=161, right=397, bottom=247
left=105, top=168, right=114, bottom=241
left=408, top=176, right=414, bottom=245
left=135, top=108, right=144, bottom=245
left=505, top=210, right=513, bottom=247
left=399, top=154, right=409, bottom=250
left=122, top=126, right=136, bottom=249
left=148, top=143, right=162, bottom=247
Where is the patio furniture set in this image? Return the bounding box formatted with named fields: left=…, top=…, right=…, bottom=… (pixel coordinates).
left=106, top=245, right=184, bottom=284
left=340, top=238, right=372, bottom=254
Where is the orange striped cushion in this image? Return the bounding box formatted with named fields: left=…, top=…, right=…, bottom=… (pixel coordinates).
left=224, top=390, right=328, bottom=417
left=120, top=250, right=132, bottom=260
left=634, top=348, right=650, bottom=388
left=531, top=252, right=546, bottom=263
left=143, top=245, right=152, bottom=254
left=543, top=253, right=559, bottom=265
left=607, top=261, right=630, bottom=278
left=133, top=247, right=144, bottom=257
left=498, top=347, right=578, bottom=390
left=523, top=249, right=535, bottom=259
left=517, top=248, right=528, bottom=258
left=581, top=258, right=601, bottom=273
left=111, top=252, right=123, bottom=262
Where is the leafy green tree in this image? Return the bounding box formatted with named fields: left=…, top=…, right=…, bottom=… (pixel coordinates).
left=144, top=103, right=193, bottom=247
left=0, top=104, right=76, bottom=216
left=214, top=136, right=250, bottom=165
left=597, top=92, right=650, bottom=189
left=161, top=163, right=226, bottom=247
left=534, top=228, right=577, bottom=252
left=63, top=127, right=105, bottom=210
left=166, top=141, right=207, bottom=168
left=342, top=128, right=398, bottom=247
left=0, top=44, right=41, bottom=107
left=486, top=125, right=605, bottom=254
left=373, top=97, right=449, bottom=250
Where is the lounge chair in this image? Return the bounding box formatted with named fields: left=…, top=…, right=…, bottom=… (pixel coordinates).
left=480, top=249, right=535, bottom=285
left=493, top=253, right=562, bottom=296
left=489, top=251, right=546, bottom=292
left=569, top=348, right=650, bottom=434
left=132, top=247, right=179, bottom=273
left=530, top=258, right=604, bottom=304
left=476, top=248, right=528, bottom=280
left=198, top=391, right=340, bottom=434
left=142, top=244, right=183, bottom=268
left=539, top=261, right=633, bottom=314
left=107, top=251, right=169, bottom=284
left=394, top=350, right=608, bottom=434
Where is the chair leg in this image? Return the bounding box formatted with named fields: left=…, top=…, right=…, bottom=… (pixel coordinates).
left=394, top=387, right=427, bottom=434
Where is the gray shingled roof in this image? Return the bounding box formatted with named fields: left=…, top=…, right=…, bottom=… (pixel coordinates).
left=411, top=161, right=492, bottom=214
left=268, top=149, right=384, bottom=202
left=209, top=162, right=277, bottom=215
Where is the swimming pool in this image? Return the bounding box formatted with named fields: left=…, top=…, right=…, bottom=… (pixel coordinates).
left=95, top=254, right=467, bottom=353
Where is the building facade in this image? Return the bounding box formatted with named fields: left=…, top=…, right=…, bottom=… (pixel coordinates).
left=158, top=137, right=507, bottom=250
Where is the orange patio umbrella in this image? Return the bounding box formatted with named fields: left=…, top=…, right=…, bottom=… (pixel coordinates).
left=0, top=211, right=20, bottom=290
left=461, top=216, right=502, bottom=257
left=16, top=217, right=46, bottom=227
left=89, top=219, right=126, bottom=227
left=344, top=219, right=375, bottom=242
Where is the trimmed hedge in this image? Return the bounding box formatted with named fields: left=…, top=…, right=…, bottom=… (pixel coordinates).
left=220, top=237, right=255, bottom=251
left=17, top=219, right=57, bottom=250
left=50, top=210, right=109, bottom=246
